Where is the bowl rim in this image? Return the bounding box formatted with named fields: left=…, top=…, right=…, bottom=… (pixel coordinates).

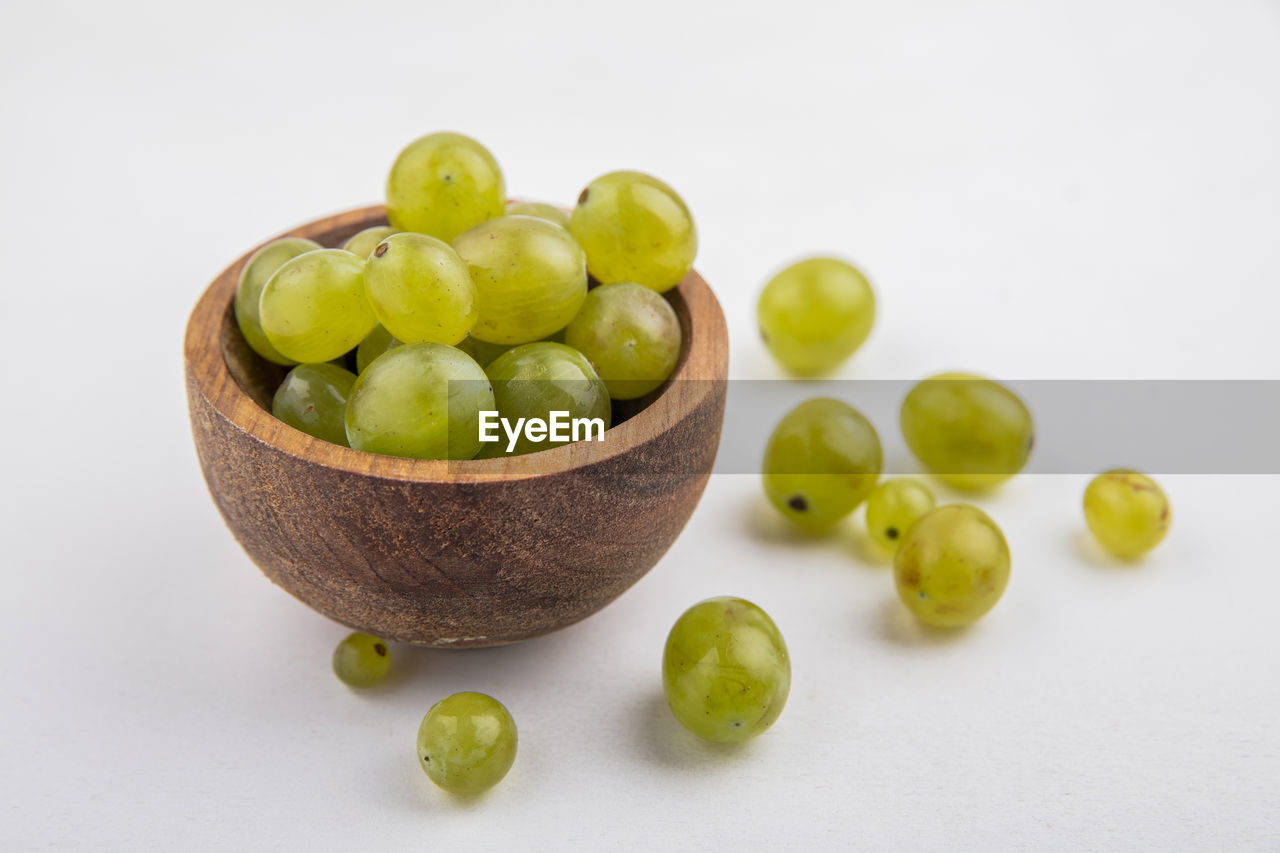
left=184, top=204, right=728, bottom=484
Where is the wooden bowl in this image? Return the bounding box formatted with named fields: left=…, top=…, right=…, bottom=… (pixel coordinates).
left=184, top=206, right=728, bottom=647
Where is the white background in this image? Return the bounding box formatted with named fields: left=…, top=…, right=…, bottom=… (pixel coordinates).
left=2, top=0, right=1278, bottom=849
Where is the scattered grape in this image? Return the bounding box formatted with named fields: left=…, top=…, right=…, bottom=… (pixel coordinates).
left=234, top=237, right=321, bottom=364
left=894, top=504, right=1011, bottom=628
left=342, top=225, right=398, bottom=259
left=569, top=171, right=696, bottom=293
left=757, top=257, right=876, bottom=376
left=272, top=362, right=357, bottom=446
left=259, top=248, right=377, bottom=363
left=762, top=398, right=883, bottom=531
left=563, top=281, right=682, bottom=400
left=386, top=132, right=505, bottom=241
left=1083, top=469, right=1171, bottom=559
left=363, top=232, right=478, bottom=345
left=662, top=597, right=790, bottom=743
left=481, top=342, right=611, bottom=456
left=416, top=692, right=517, bottom=796
left=865, top=478, right=936, bottom=552
left=505, top=200, right=570, bottom=229
left=332, top=632, right=391, bottom=688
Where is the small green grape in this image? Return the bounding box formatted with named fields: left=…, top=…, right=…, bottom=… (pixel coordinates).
left=453, top=215, right=587, bottom=345
left=363, top=232, right=478, bottom=345
left=662, top=597, right=790, bottom=743
left=762, top=398, right=883, bottom=531
left=386, top=132, right=505, bottom=241
left=563, top=281, right=682, bottom=400
left=417, top=692, right=517, bottom=796
left=345, top=343, right=494, bottom=460
left=1083, top=469, right=1171, bottom=559
left=272, top=362, right=358, bottom=446
left=569, top=171, right=697, bottom=293
left=505, top=200, right=570, bottom=229
left=865, top=478, right=936, bottom=552
left=259, top=249, right=377, bottom=363
left=757, top=257, right=876, bottom=376
left=900, top=372, right=1034, bottom=490
left=332, top=632, right=391, bottom=688
left=234, top=237, right=321, bottom=364
left=342, top=225, right=399, bottom=259
left=456, top=336, right=513, bottom=368
left=481, top=342, right=611, bottom=457
left=355, top=325, right=401, bottom=373
left=894, top=504, right=1011, bottom=628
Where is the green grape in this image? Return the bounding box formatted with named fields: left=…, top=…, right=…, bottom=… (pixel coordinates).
left=662, top=597, right=790, bottom=743
left=363, top=232, right=478, bottom=345
left=505, top=200, right=570, bottom=229
left=569, top=171, right=697, bottom=293
left=865, top=478, right=936, bottom=552
left=331, top=632, right=391, bottom=688
left=456, top=335, right=512, bottom=368
left=757, top=257, right=876, bottom=376
left=452, top=215, right=587, bottom=345
left=1083, top=469, right=1171, bottom=559
left=234, top=237, right=321, bottom=364
left=900, top=373, right=1034, bottom=491
left=355, top=324, right=401, bottom=373
left=417, top=692, right=517, bottom=796
left=762, top=398, right=882, bottom=532
left=563, top=281, right=682, bottom=400
left=259, top=249, right=377, bottom=363
left=272, top=362, right=357, bottom=446
left=386, top=132, right=505, bottom=241
left=345, top=343, right=494, bottom=460
left=480, top=342, right=611, bottom=457
left=894, top=504, right=1011, bottom=628
left=342, top=225, right=399, bottom=259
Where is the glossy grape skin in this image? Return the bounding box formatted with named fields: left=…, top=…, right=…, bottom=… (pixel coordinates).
left=865, top=478, right=937, bottom=552
left=355, top=325, right=401, bottom=373
left=481, top=343, right=611, bottom=457
left=272, top=363, right=357, bottom=446
left=1083, top=469, right=1171, bottom=559
left=234, top=237, right=321, bottom=364
left=662, top=597, right=790, bottom=744
left=341, top=225, right=398, bottom=259
left=762, top=398, right=883, bottom=531
left=894, top=505, right=1011, bottom=628
left=900, top=373, right=1034, bottom=491
left=386, top=132, right=505, bottom=241
left=416, top=692, right=517, bottom=796
left=259, top=249, right=377, bottom=363
left=453, top=215, right=587, bottom=345
left=332, top=632, right=391, bottom=688
left=363, top=232, right=478, bottom=345
left=569, top=171, right=697, bottom=293
left=505, top=200, right=570, bottom=229
left=457, top=335, right=512, bottom=368
left=344, top=343, right=494, bottom=460
left=758, top=258, right=876, bottom=376
left=563, top=281, right=682, bottom=400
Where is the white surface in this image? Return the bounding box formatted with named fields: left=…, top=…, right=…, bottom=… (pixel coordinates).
left=2, top=0, right=1278, bottom=849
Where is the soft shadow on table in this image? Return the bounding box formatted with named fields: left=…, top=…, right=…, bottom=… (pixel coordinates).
left=1071, top=528, right=1147, bottom=570
left=631, top=691, right=754, bottom=770
left=742, top=492, right=891, bottom=572
left=873, top=597, right=971, bottom=648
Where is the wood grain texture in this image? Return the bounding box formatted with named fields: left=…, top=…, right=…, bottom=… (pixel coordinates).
left=184, top=206, right=729, bottom=647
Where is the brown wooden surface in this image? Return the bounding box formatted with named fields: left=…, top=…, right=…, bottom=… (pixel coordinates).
left=184, top=206, right=729, bottom=647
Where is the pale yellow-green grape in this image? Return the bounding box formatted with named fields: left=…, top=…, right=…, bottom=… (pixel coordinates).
left=272, top=363, right=358, bottom=446
left=386, top=132, right=505, bottom=241
left=757, top=258, right=876, bottom=376
left=417, top=692, right=517, bottom=796
left=344, top=343, right=494, bottom=460
left=1083, top=469, right=1171, bottom=559
left=505, top=200, right=570, bottom=229
left=332, top=632, right=391, bottom=688
left=569, top=171, right=697, bottom=292
left=363, top=232, right=478, bottom=345
left=900, top=373, right=1034, bottom=490
left=762, top=398, right=882, bottom=531
left=355, top=325, right=401, bottom=373
left=452, top=215, right=587, bottom=345
left=865, top=478, right=936, bottom=552
left=234, top=237, right=321, bottom=364
left=894, top=505, right=1011, bottom=628
left=342, top=225, right=399, bottom=259
left=259, top=249, right=377, bottom=363
left=563, top=281, right=682, bottom=399
left=662, top=597, right=790, bottom=743
left=480, top=343, right=611, bottom=457
left=457, top=335, right=512, bottom=368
